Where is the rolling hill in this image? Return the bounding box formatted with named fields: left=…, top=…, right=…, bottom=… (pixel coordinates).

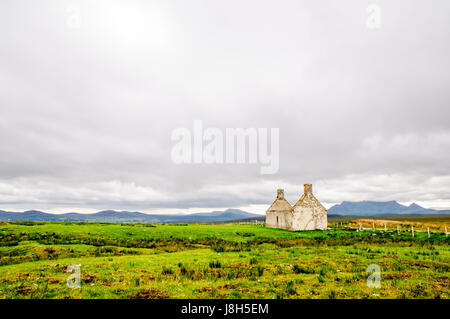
left=1, top=201, right=449, bottom=223
left=327, top=200, right=450, bottom=216
left=0, top=208, right=260, bottom=223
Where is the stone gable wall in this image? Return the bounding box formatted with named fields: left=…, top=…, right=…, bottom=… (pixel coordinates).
left=292, top=193, right=327, bottom=230
left=292, top=206, right=327, bottom=230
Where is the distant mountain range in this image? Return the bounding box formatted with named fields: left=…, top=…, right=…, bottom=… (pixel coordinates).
left=0, top=208, right=259, bottom=223
left=328, top=200, right=450, bottom=216
left=0, top=201, right=449, bottom=223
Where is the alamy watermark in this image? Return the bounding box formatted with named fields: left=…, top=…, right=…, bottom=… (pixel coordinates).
left=67, top=264, right=81, bottom=289
left=171, top=120, right=279, bottom=174
left=366, top=264, right=381, bottom=288
left=366, top=3, right=381, bottom=29
left=66, top=3, right=82, bottom=29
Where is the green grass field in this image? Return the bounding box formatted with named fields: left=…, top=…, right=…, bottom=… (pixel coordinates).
left=0, top=221, right=449, bottom=299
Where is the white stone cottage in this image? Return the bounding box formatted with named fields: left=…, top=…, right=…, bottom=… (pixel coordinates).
left=266, top=184, right=327, bottom=231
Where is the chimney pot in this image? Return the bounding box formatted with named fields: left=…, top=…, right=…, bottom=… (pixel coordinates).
left=277, top=189, right=284, bottom=199
left=304, top=184, right=312, bottom=195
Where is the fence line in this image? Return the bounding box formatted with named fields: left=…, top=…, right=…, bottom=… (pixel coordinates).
left=333, top=223, right=449, bottom=237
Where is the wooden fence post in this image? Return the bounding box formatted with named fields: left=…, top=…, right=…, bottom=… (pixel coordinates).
left=384, top=223, right=387, bottom=232
left=411, top=226, right=414, bottom=238
left=359, top=223, right=362, bottom=231
left=372, top=222, right=375, bottom=232
left=397, top=225, right=400, bottom=235
left=445, top=226, right=448, bottom=238
left=427, top=227, right=430, bottom=238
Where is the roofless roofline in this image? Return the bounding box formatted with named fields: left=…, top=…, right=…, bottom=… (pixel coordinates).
left=266, top=188, right=292, bottom=212
left=268, top=184, right=317, bottom=210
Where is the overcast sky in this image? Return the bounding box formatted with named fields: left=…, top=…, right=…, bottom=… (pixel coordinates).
left=1, top=0, right=449, bottom=214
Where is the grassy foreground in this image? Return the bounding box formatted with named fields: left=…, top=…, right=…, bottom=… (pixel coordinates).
left=0, top=221, right=449, bottom=299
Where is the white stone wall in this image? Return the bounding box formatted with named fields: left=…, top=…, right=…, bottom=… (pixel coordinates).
left=266, top=211, right=292, bottom=230
left=292, top=206, right=327, bottom=231
left=266, top=185, right=327, bottom=231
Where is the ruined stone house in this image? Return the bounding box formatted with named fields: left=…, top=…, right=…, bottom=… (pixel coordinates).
left=266, top=184, right=327, bottom=231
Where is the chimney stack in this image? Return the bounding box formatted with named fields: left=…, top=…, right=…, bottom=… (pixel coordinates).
left=304, top=184, right=312, bottom=195
left=277, top=189, right=285, bottom=199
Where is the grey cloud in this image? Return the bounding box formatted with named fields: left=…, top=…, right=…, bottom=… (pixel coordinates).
left=0, top=0, right=449, bottom=213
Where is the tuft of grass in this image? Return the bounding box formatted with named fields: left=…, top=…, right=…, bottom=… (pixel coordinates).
left=208, top=260, right=222, bottom=269
left=285, top=281, right=296, bottom=295
left=293, top=264, right=314, bottom=274
left=249, top=257, right=258, bottom=265
left=161, top=266, right=173, bottom=275
left=256, top=266, right=264, bottom=277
